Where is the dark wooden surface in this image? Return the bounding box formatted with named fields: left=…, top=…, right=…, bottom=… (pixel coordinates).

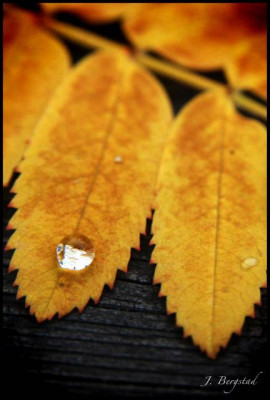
left=3, top=9, right=268, bottom=399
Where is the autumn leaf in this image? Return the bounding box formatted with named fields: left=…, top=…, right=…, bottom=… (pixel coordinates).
left=226, top=34, right=267, bottom=100
left=6, top=49, right=173, bottom=322
left=123, top=3, right=267, bottom=98
left=152, top=90, right=266, bottom=358
left=41, top=3, right=129, bottom=23
left=3, top=6, right=71, bottom=186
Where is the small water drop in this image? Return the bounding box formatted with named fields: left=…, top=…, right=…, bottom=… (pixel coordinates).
left=241, top=257, right=258, bottom=270
left=114, top=155, right=123, bottom=163
left=56, top=234, right=95, bottom=271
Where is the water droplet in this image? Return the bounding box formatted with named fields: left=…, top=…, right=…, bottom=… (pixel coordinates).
left=114, top=155, right=123, bottom=163
left=56, top=234, right=95, bottom=271
left=241, top=257, right=258, bottom=270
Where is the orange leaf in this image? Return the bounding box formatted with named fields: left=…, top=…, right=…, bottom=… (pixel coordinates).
left=123, top=3, right=267, bottom=98
left=3, top=6, right=70, bottom=186
left=226, top=35, right=267, bottom=99
left=41, top=3, right=129, bottom=23
left=7, top=49, right=173, bottom=322
left=152, top=90, right=266, bottom=358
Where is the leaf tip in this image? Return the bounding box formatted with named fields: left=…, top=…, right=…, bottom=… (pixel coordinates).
left=108, top=281, right=114, bottom=290
left=202, top=343, right=220, bottom=359
left=235, top=329, right=242, bottom=335
left=48, top=313, right=57, bottom=321
left=4, top=244, right=10, bottom=251
left=12, top=279, right=18, bottom=287
left=57, top=312, right=65, bottom=320
left=93, top=296, right=101, bottom=305
left=5, top=242, right=15, bottom=251
left=36, top=318, right=43, bottom=323
left=77, top=304, right=86, bottom=314
left=14, top=166, right=21, bottom=173
left=8, top=263, right=16, bottom=273
left=6, top=222, right=14, bottom=230
left=16, top=290, right=23, bottom=300
left=146, top=210, right=152, bottom=220
left=207, top=352, right=218, bottom=360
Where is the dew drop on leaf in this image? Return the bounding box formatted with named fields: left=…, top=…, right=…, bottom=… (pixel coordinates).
left=56, top=234, right=95, bottom=271
left=114, top=155, right=123, bottom=163
left=241, top=257, right=258, bottom=270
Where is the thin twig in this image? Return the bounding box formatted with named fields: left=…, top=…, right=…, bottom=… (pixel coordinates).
left=231, top=92, right=267, bottom=120
left=45, top=17, right=125, bottom=51
left=45, top=18, right=267, bottom=121
left=137, top=53, right=223, bottom=91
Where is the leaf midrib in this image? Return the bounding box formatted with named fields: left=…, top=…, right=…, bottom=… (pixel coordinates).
left=210, top=107, right=228, bottom=353
left=73, top=73, right=124, bottom=234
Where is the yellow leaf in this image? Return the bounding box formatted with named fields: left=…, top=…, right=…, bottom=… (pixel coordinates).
left=41, top=3, right=129, bottom=23
left=123, top=3, right=267, bottom=98
left=3, top=6, right=71, bottom=186
left=152, top=90, right=266, bottom=358
left=7, top=49, right=173, bottom=322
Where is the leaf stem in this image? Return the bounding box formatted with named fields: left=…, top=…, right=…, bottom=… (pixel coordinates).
left=45, top=17, right=267, bottom=121
left=45, top=17, right=125, bottom=51
left=136, top=53, right=223, bottom=91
